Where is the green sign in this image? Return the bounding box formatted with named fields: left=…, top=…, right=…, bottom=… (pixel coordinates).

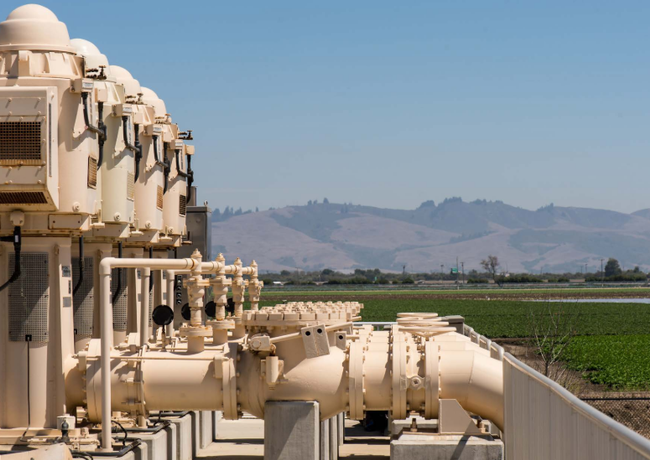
left=451, top=268, right=458, bottom=274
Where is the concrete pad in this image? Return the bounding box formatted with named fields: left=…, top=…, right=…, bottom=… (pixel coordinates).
left=391, top=434, right=503, bottom=460
left=200, top=417, right=264, bottom=459
left=198, top=416, right=392, bottom=460
left=265, top=401, right=319, bottom=460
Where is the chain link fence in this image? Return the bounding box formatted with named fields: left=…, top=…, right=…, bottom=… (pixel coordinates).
left=580, top=397, right=650, bottom=438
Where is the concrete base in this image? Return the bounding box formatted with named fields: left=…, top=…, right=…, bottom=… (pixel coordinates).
left=212, top=411, right=222, bottom=442
left=166, top=413, right=193, bottom=460
left=264, top=401, right=319, bottom=460
left=391, top=416, right=438, bottom=436
left=200, top=411, right=213, bottom=449
left=133, top=429, right=168, bottom=460
left=391, top=434, right=503, bottom=460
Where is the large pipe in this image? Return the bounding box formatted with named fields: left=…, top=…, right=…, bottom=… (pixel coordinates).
left=73, top=326, right=504, bottom=439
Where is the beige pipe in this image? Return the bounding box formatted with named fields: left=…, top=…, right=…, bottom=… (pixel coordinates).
left=140, top=267, right=151, bottom=348
left=98, top=256, right=198, bottom=450
left=439, top=349, right=504, bottom=429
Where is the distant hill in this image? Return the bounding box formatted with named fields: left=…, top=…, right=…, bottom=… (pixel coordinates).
left=211, top=199, right=650, bottom=273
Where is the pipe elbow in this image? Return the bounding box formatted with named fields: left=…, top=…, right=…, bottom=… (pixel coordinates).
left=439, top=350, right=504, bottom=430
left=99, top=257, right=116, bottom=276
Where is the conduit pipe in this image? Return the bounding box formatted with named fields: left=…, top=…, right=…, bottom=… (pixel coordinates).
left=97, top=256, right=198, bottom=450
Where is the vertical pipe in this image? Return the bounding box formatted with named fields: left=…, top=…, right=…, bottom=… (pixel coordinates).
left=140, top=267, right=151, bottom=348
left=166, top=270, right=175, bottom=339
left=100, top=270, right=112, bottom=451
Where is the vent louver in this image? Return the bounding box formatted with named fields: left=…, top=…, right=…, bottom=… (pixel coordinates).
left=179, top=194, right=186, bottom=216
left=0, top=191, right=47, bottom=204
left=88, top=157, right=98, bottom=188
left=157, top=185, right=163, bottom=210
left=0, top=121, right=42, bottom=164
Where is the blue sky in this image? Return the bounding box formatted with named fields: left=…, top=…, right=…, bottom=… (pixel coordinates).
left=9, top=1, right=650, bottom=213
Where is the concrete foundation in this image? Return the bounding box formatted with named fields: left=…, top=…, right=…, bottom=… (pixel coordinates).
left=131, top=428, right=168, bottom=460
left=264, top=401, right=319, bottom=460
left=200, top=411, right=213, bottom=449
left=391, top=434, right=503, bottom=460
left=391, top=416, right=438, bottom=436
left=165, top=413, right=193, bottom=460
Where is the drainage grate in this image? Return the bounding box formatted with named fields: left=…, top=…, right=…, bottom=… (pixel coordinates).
left=0, top=121, right=42, bottom=164
left=8, top=252, right=49, bottom=342
left=72, top=256, right=94, bottom=338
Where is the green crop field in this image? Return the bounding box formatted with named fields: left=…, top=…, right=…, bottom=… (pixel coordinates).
left=258, top=297, right=650, bottom=338
left=564, top=335, right=650, bottom=390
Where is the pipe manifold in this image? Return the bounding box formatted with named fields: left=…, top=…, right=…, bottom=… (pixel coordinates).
left=66, top=304, right=503, bottom=430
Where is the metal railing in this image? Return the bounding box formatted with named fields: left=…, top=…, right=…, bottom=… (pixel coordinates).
left=464, top=324, right=650, bottom=459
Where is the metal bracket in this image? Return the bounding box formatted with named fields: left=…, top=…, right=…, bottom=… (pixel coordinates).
left=301, top=324, right=330, bottom=358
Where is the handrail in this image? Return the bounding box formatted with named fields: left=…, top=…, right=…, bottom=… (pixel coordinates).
left=504, top=353, right=650, bottom=458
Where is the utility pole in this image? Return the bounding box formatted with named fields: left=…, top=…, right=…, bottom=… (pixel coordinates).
left=461, top=261, right=465, bottom=287
left=441, top=264, right=444, bottom=275
left=601, top=258, right=604, bottom=287
left=456, top=257, right=459, bottom=290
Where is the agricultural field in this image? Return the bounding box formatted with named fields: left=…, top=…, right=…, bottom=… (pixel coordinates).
left=256, top=289, right=650, bottom=391
left=258, top=297, right=650, bottom=338
left=564, top=335, right=650, bottom=390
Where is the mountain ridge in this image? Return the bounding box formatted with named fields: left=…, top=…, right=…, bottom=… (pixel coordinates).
left=211, top=199, right=650, bottom=273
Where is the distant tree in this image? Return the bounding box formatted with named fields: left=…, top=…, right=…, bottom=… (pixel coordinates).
left=418, top=200, right=436, bottom=209
left=255, top=207, right=259, bottom=212
left=212, top=208, right=221, bottom=221
left=481, top=255, right=500, bottom=282
left=323, top=197, right=330, bottom=204
left=313, top=199, right=318, bottom=204
left=633, top=266, right=641, bottom=273
left=321, top=268, right=335, bottom=276
left=308, top=200, right=313, bottom=206
left=604, top=258, right=622, bottom=278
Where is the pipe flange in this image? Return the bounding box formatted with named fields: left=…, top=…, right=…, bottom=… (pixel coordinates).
left=206, top=319, right=235, bottom=330
left=424, top=340, right=439, bottom=418
left=222, top=343, right=238, bottom=420
left=348, top=341, right=364, bottom=420
left=391, top=337, right=407, bottom=420
left=179, top=326, right=212, bottom=337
